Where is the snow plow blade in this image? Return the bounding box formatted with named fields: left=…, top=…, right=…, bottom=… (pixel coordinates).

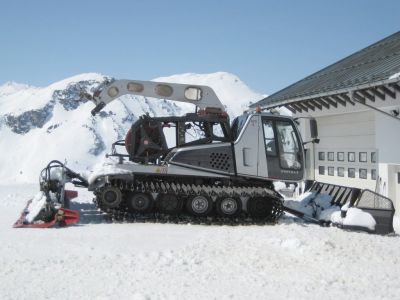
left=306, top=181, right=395, bottom=234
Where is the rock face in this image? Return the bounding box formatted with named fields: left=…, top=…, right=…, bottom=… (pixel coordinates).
left=5, top=102, right=54, bottom=134
left=0, top=72, right=263, bottom=183
left=2, top=77, right=108, bottom=134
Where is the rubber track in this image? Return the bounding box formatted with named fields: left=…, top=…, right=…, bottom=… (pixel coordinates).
left=93, top=179, right=284, bottom=226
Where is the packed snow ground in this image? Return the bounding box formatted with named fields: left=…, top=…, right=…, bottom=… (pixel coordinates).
left=1, top=184, right=400, bottom=300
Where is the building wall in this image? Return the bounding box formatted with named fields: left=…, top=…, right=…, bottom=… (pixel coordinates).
left=297, top=94, right=400, bottom=213
left=374, top=109, right=400, bottom=212
left=375, top=110, right=400, bottom=164
left=313, top=110, right=377, bottom=190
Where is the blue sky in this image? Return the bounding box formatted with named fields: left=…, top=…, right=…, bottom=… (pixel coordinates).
left=0, top=0, right=399, bottom=94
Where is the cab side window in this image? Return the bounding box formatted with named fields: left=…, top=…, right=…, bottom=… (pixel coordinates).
left=263, top=120, right=277, bottom=156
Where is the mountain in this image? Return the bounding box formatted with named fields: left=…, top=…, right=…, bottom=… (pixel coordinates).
left=0, top=72, right=264, bottom=183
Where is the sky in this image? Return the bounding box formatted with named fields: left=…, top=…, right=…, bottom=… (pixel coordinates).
left=0, top=0, right=399, bottom=95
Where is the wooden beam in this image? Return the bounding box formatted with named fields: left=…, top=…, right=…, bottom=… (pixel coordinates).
left=323, top=96, right=337, bottom=108
left=389, top=82, right=400, bottom=93
left=359, top=89, right=375, bottom=102
left=379, top=85, right=396, bottom=99
left=290, top=103, right=303, bottom=113
left=310, top=99, right=322, bottom=110
left=370, top=87, right=385, bottom=100
left=318, top=98, right=330, bottom=109
left=303, top=101, right=315, bottom=111
left=332, top=95, right=347, bottom=106
left=353, top=91, right=366, bottom=104
left=297, top=102, right=309, bottom=112
left=284, top=105, right=296, bottom=114
left=340, top=93, right=355, bottom=105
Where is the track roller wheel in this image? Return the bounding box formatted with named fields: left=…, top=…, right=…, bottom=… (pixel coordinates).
left=99, top=186, right=123, bottom=209
left=216, top=196, right=241, bottom=217
left=186, top=194, right=213, bottom=217
left=247, top=197, right=273, bottom=219
left=127, top=192, right=154, bottom=213
left=156, top=194, right=183, bottom=214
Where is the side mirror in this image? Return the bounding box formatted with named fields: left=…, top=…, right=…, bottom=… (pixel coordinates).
left=303, top=138, right=320, bottom=146
left=310, top=119, right=318, bottom=139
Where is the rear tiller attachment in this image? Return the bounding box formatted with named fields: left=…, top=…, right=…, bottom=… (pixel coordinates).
left=13, top=160, right=88, bottom=228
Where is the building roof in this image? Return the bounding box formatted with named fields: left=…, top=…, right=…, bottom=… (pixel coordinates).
left=254, top=31, right=400, bottom=110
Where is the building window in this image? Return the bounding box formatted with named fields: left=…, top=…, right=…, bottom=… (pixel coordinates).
left=359, top=152, right=367, bottom=163
left=371, top=152, right=377, bottom=163
left=338, top=167, right=344, bottom=177
left=348, top=152, right=355, bottom=162
left=318, top=152, right=325, bottom=161
left=359, top=168, right=367, bottom=179
left=337, top=152, right=345, bottom=162
left=371, top=169, right=377, bottom=180
left=348, top=168, right=355, bottom=178
left=328, top=167, right=334, bottom=176
left=328, top=152, right=334, bottom=161
left=319, top=166, right=325, bottom=175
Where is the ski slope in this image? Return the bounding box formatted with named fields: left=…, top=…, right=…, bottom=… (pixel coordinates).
left=1, top=184, right=399, bottom=300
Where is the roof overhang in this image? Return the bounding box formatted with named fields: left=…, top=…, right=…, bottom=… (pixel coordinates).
left=258, top=78, right=400, bottom=116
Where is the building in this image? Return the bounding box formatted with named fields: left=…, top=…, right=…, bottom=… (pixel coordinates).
left=253, top=31, right=400, bottom=213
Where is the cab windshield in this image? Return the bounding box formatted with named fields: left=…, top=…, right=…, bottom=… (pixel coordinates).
left=263, top=119, right=302, bottom=170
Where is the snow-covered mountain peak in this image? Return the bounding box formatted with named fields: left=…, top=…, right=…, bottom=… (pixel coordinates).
left=155, top=72, right=263, bottom=116
left=46, top=73, right=109, bottom=90
left=0, top=81, right=33, bottom=96
left=0, top=72, right=264, bottom=183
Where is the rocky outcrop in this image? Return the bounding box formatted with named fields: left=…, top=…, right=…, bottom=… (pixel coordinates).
left=5, top=101, right=55, bottom=134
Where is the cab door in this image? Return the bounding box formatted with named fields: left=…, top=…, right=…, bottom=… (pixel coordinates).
left=259, top=116, right=305, bottom=181
left=234, top=115, right=260, bottom=177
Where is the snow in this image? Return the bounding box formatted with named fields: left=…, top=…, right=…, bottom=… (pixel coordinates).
left=87, top=157, right=134, bottom=184
left=331, top=208, right=377, bottom=231
left=389, top=72, right=400, bottom=80
left=2, top=72, right=399, bottom=297
left=154, top=72, right=264, bottom=117
left=0, top=72, right=261, bottom=184
left=1, top=183, right=400, bottom=299
left=0, top=73, right=105, bottom=114
left=24, top=191, right=47, bottom=223
left=284, top=192, right=339, bottom=220
left=283, top=192, right=378, bottom=231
